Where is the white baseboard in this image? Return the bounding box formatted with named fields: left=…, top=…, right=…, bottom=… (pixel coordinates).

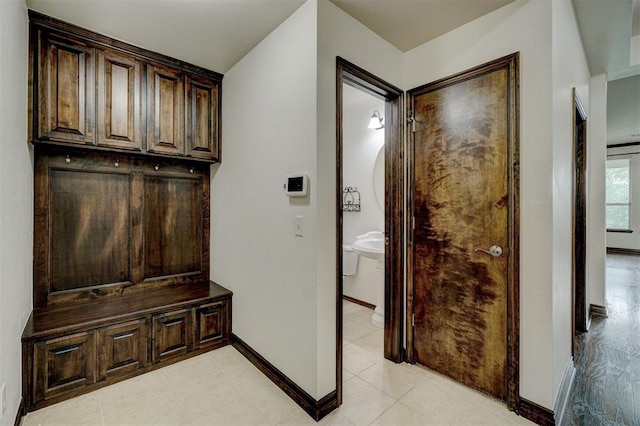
left=553, top=358, right=576, bottom=425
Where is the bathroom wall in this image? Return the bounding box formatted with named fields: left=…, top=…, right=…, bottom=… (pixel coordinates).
left=342, top=84, right=385, bottom=306
left=0, top=0, right=33, bottom=423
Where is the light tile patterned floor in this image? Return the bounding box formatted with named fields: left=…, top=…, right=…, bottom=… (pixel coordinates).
left=22, top=301, right=533, bottom=425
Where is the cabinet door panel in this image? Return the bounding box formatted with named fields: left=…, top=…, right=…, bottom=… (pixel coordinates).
left=147, top=64, right=185, bottom=156
left=97, top=319, right=147, bottom=381
left=97, top=50, right=141, bottom=150
left=49, top=169, right=132, bottom=293
left=38, top=33, right=95, bottom=144
left=143, top=175, right=203, bottom=280
left=187, top=76, right=219, bottom=161
left=195, top=301, right=229, bottom=349
left=34, top=331, right=96, bottom=403
left=152, top=309, right=192, bottom=363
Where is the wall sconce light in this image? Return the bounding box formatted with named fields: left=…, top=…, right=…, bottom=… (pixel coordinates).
left=368, top=110, right=384, bottom=130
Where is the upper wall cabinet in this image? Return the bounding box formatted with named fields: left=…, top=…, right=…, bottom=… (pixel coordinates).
left=35, top=31, right=95, bottom=145
left=187, top=75, right=220, bottom=160
left=97, top=49, right=142, bottom=151
left=28, top=11, right=223, bottom=163
left=146, top=63, right=185, bottom=156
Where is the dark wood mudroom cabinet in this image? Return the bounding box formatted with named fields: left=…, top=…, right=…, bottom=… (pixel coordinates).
left=22, top=11, right=231, bottom=414
left=28, top=10, right=222, bottom=163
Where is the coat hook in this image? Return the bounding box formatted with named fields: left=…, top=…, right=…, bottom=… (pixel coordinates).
left=114, top=159, right=119, bottom=168
left=154, top=164, right=160, bottom=171
left=65, top=155, right=71, bottom=164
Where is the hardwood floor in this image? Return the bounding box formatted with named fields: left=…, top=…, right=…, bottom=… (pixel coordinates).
left=563, top=254, right=640, bottom=425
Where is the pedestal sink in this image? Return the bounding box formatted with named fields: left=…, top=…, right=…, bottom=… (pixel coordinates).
left=352, top=231, right=385, bottom=328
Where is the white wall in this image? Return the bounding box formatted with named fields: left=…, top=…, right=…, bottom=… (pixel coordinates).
left=342, top=88, right=385, bottom=305
left=550, top=0, right=591, bottom=402
left=607, top=76, right=640, bottom=145
left=213, top=0, right=403, bottom=400
left=0, top=0, right=33, bottom=424
left=587, top=74, right=607, bottom=308
left=403, top=0, right=555, bottom=408
left=211, top=0, right=320, bottom=396
left=0, top=0, right=601, bottom=418
left=316, top=0, right=403, bottom=397
left=216, top=0, right=595, bottom=411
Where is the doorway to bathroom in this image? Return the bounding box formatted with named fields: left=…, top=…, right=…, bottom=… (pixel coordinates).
left=335, top=58, right=403, bottom=405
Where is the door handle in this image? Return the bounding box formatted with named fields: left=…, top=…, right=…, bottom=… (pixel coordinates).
left=474, top=245, right=503, bottom=257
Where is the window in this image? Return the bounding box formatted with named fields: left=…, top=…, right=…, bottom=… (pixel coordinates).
left=606, top=158, right=631, bottom=230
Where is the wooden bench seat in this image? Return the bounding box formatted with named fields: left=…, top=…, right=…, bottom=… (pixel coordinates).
left=21, top=280, right=232, bottom=412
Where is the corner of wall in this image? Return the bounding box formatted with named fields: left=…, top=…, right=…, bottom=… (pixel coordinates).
left=314, top=0, right=403, bottom=399
left=549, top=0, right=591, bottom=406
left=212, top=0, right=321, bottom=398
left=0, top=0, right=33, bottom=424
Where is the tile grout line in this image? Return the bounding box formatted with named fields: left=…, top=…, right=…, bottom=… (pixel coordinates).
left=98, top=391, right=105, bottom=426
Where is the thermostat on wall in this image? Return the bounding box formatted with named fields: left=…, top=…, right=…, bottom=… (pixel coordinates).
left=284, top=174, right=308, bottom=196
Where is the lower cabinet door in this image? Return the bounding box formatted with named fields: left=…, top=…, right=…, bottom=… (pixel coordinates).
left=34, top=331, right=97, bottom=403
left=152, top=308, right=193, bottom=363
left=195, top=301, right=229, bottom=349
left=97, top=319, right=147, bottom=381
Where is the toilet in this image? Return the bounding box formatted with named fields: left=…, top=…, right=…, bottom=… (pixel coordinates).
left=343, top=244, right=358, bottom=276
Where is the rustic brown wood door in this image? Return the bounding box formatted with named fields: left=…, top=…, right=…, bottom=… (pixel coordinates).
left=408, top=54, right=519, bottom=401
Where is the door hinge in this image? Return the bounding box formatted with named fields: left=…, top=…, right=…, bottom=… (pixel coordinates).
left=412, top=216, right=415, bottom=230
left=407, top=116, right=416, bottom=133
left=412, top=313, right=415, bottom=328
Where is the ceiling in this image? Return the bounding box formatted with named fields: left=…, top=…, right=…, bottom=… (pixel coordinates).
left=570, top=0, right=639, bottom=145
left=330, top=0, right=513, bottom=52
left=572, top=0, right=639, bottom=80
left=26, top=0, right=515, bottom=74
left=26, top=0, right=307, bottom=74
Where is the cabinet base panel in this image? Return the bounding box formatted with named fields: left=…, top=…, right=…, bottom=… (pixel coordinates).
left=22, top=280, right=232, bottom=413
